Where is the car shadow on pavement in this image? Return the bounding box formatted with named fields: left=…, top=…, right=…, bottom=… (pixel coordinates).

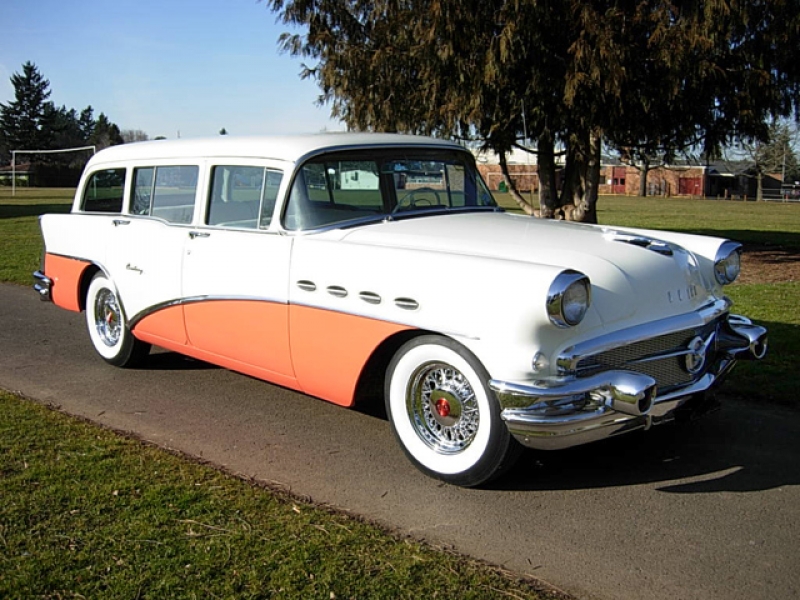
left=495, top=399, right=800, bottom=494
left=142, top=350, right=220, bottom=371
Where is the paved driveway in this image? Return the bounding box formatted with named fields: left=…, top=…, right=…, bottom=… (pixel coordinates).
left=1, top=282, right=798, bottom=600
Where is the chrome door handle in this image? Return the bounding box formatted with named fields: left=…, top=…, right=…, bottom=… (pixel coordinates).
left=189, top=231, right=210, bottom=239
left=112, top=219, right=130, bottom=226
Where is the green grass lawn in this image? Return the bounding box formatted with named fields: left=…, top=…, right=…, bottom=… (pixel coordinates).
left=0, top=187, right=72, bottom=285
left=0, top=391, right=555, bottom=599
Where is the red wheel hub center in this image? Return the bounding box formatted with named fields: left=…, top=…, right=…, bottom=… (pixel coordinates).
left=435, top=398, right=451, bottom=418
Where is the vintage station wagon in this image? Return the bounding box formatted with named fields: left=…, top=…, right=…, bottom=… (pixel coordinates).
left=35, top=133, right=767, bottom=486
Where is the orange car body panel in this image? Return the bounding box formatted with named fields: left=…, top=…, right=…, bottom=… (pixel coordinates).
left=289, top=304, right=414, bottom=407
left=45, top=253, right=91, bottom=312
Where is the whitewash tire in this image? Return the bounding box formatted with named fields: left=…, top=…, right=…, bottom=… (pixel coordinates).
left=85, top=272, right=150, bottom=368
left=385, top=335, right=521, bottom=487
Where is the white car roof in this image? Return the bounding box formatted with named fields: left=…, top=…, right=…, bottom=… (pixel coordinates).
left=85, top=132, right=466, bottom=168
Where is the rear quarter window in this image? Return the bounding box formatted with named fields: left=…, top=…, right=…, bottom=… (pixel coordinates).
left=132, top=165, right=199, bottom=224
left=81, top=168, right=126, bottom=213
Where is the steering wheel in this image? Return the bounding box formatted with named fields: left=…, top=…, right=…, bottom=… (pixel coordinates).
left=394, top=187, right=443, bottom=213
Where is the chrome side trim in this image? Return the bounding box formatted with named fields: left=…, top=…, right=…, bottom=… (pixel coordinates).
left=287, top=298, right=478, bottom=340
left=128, top=295, right=288, bottom=329
left=129, top=298, right=189, bottom=328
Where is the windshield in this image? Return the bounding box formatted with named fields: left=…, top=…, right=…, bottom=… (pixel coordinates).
left=283, top=149, right=495, bottom=231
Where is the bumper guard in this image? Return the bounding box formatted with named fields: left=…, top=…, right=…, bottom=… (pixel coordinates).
left=489, top=314, right=767, bottom=450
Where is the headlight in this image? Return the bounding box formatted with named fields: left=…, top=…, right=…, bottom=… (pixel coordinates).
left=714, top=241, right=742, bottom=285
left=547, top=270, right=591, bottom=328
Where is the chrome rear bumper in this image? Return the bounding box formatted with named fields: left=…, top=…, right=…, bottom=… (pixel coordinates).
left=33, top=270, right=53, bottom=301
left=489, top=314, right=767, bottom=450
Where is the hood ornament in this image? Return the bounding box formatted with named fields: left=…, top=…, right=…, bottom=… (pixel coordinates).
left=607, top=232, right=674, bottom=256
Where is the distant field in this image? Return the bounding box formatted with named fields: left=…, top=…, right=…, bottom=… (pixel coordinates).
left=494, top=192, right=800, bottom=249
left=0, top=188, right=73, bottom=285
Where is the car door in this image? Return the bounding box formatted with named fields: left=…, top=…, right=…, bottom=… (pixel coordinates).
left=105, top=164, right=200, bottom=345
left=180, top=163, right=296, bottom=386
left=105, top=217, right=188, bottom=343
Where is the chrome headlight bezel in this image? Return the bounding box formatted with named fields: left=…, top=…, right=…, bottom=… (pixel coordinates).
left=714, top=241, right=742, bottom=285
left=547, top=270, right=592, bottom=328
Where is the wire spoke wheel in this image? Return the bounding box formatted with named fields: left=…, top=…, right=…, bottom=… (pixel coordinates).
left=85, top=272, right=150, bottom=368
left=386, top=335, right=521, bottom=487
left=408, top=362, right=480, bottom=454
left=93, top=287, right=122, bottom=347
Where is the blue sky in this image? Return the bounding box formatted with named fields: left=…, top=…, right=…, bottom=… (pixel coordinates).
left=1, top=0, right=344, bottom=139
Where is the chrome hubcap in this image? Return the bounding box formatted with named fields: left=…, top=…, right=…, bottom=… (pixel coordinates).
left=407, top=362, right=479, bottom=454
left=94, top=288, right=121, bottom=347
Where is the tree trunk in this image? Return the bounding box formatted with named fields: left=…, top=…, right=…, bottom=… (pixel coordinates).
left=559, top=142, right=582, bottom=210
left=574, top=130, right=600, bottom=223
left=560, top=129, right=601, bottom=224
left=756, top=171, right=763, bottom=201
left=537, top=132, right=558, bottom=218
left=499, top=151, right=535, bottom=215
left=638, top=157, right=650, bottom=197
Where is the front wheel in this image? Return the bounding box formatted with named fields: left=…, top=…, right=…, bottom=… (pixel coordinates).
left=385, top=335, right=521, bottom=487
left=85, top=272, right=150, bottom=367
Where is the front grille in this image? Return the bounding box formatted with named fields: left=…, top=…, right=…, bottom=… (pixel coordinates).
left=574, top=320, right=721, bottom=391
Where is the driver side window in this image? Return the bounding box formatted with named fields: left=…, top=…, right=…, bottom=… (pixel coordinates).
left=283, top=160, right=382, bottom=231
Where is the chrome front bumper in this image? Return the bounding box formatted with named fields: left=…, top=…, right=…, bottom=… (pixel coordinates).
left=33, top=270, right=53, bottom=301
left=489, top=314, right=767, bottom=450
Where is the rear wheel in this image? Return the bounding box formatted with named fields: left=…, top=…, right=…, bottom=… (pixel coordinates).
left=85, top=272, right=150, bottom=367
left=385, top=335, right=521, bottom=487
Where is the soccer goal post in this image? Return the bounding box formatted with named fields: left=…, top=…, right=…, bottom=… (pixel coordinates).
left=11, top=145, right=96, bottom=196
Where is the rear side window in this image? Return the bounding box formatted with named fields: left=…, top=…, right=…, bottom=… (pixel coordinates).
left=81, top=168, right=125, bottom=213
left=207, top=165, right=284, bottom=230
left=131, top=165, right=199, bottom=224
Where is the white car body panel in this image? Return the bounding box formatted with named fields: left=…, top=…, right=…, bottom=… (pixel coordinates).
left=34, top=133, right=766, bottom=475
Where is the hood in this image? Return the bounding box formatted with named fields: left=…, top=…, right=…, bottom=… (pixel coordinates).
left=337, top=211, right=715, bottom=327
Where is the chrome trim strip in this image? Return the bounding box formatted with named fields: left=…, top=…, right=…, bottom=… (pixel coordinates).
left=128, top=295, right=288, bottom=329
left=287, top=298, right=478, bottom=340
left=557, top=298, right=732, bottom=373
left=129, top=298, right=190, bottom=328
